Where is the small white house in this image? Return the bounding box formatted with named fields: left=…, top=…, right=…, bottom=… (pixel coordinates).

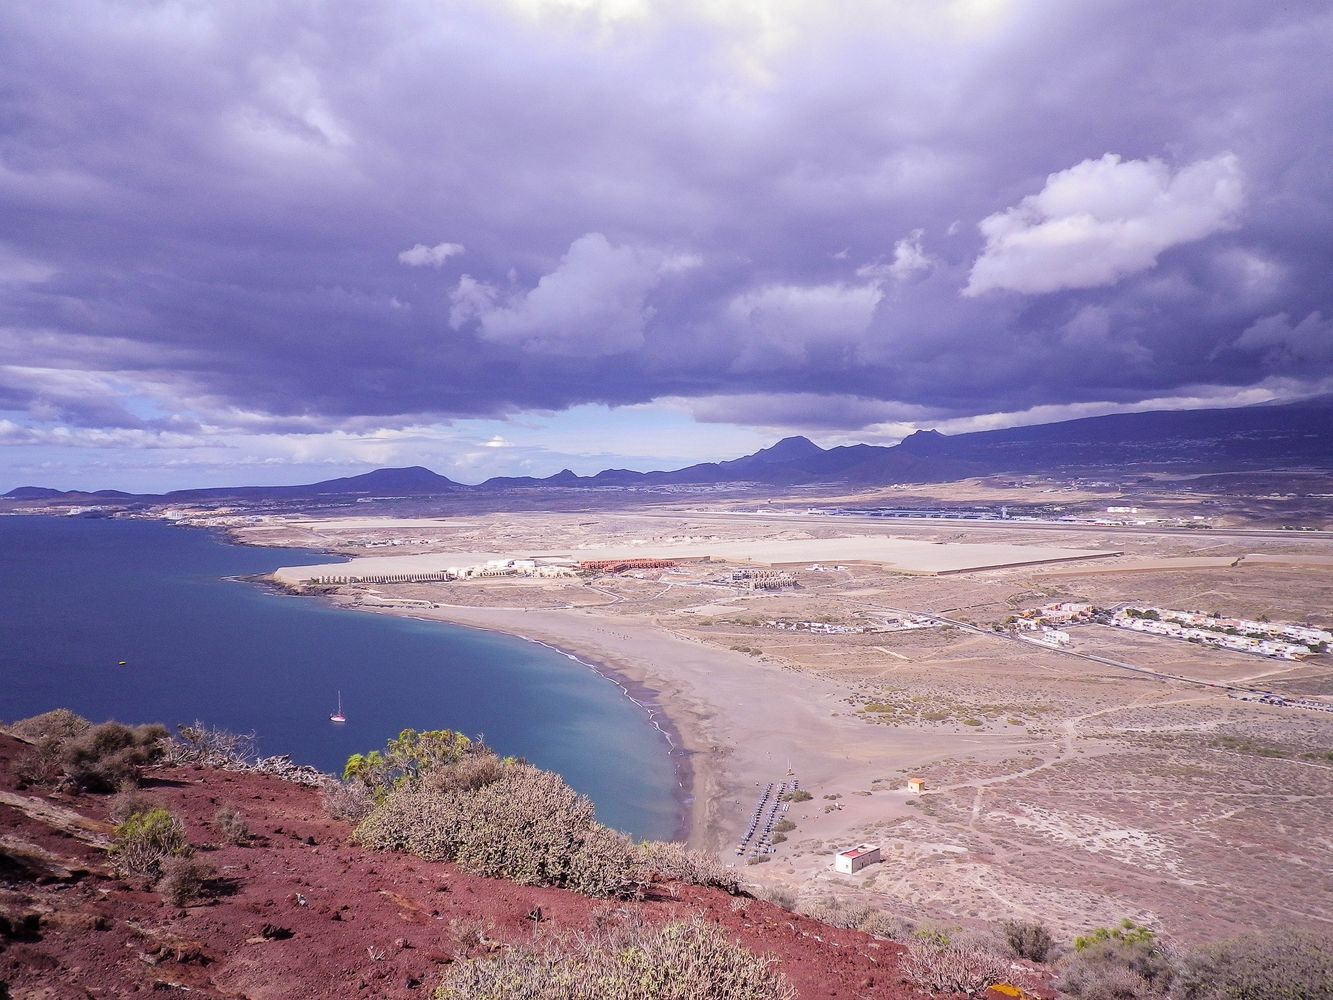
left=833, top=844, right=882, bottom=874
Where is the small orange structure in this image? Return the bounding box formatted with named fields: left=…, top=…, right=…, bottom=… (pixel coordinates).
left=907, top=777, right=926, bottom=794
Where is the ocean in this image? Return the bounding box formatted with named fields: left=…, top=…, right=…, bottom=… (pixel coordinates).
left=0, top=515, right=681, bottom=841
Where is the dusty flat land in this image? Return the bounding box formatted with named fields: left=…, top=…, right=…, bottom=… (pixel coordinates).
left=230, top=505, right=1333, bottom=945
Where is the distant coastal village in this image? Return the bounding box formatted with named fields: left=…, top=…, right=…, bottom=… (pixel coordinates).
left=1003, top=602, right=1331, bottom=661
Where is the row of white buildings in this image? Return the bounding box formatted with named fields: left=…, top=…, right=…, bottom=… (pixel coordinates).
left=1111, top=608, right=1329, bottom=660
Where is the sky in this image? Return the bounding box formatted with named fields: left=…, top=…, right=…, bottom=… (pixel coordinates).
left=2, top=0, right=1331, bottom=491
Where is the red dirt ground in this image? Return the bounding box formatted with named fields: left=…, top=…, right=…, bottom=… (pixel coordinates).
left=2, top=730, right=1050, bottom=997
left=0, top=734, right=1041, bottom=999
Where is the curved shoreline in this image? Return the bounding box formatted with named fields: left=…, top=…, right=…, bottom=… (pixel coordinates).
left=334, top=599, right=696, bottom=844
left=512, top=633, right=696, bottom=842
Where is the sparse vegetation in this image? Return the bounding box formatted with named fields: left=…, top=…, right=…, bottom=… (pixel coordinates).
left=108, top=783, right=155, bottom=823
left=321, top=778, right=376, bottom=823
left=7, top=708, right=91, bottom=745
left=901, top=940, right=1012, bottom=997
left=435, top=916, right=795, bottom=1000
left=1002, top=918, right=1055, bottom=962
left=1058, top=920, right=1174, bottom=998
left=111, top=808, right=190, bottom=880
left=356, top=757, right=641, bottom=897
left=7, top=712, right=165, bottom=792
left=212, top=806, right=249, bottom=845
left=157, top=855, right=212, bottom=907
left=165, top=721, right=256, bottom=768
left=61, top=721, right=168, bottom=792
left=779, top=789, right=812, bottom=802
left=1175, top=926, right=1333, bottom=1000
left=637, top=840, right=742, bottom=894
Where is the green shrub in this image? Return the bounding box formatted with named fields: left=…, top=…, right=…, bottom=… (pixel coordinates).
left=212, top=806, right=248, bottom=845
left=1175, top=926, right=1333, bottom=1000
left=1003, top=918, right=1055, bottom=962
left=61, top=721, right=168, bottom=792
left=435, top=916, right=795, bottom=1000
left=1075, top=920, right=1156, bottom=952
left=344, top=728, right=477, bottom=800
left=111, top=808, right=190, bottom=879
left=157, top=856, right=212, bottom=906
left=780, top=790, right=812, bottom=802
left=772, top=818, right=795, bottom=833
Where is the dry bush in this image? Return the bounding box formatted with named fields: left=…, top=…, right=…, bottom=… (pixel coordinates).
left=420, top=752, right=507, bottom=795
left=212, top=806, right=248, bottom=845
left=801, top=898, right=909, bottom=939
left=157, top=856, right=212, bottom=907
left=357, top=764, right=642, bottom=897
left=448, top=916, right=495, bottom=958
left=1002, top=918, right=1055, bottom=962
left=1057, top=937, right=1176, bottom=999
left=1175, top=927, right=1333, bottom=1000
left=804, top=898, right=875, bottom=929
left=857, top=910, right=915, bottom=941
left=322, top=779, right=376, bottom=824
left=759, top=886, right=798, bottom=911
left=436, top=916, right=795, bottom=1000
left=7, top=709, right=91, bottom=744
left=637, top=840, right=742, bottom=894
left=11, top=744, right=62, bottom=787
left=111, top=808, right=190, bottom=880
left=61, top=722, right=168, bottom=792
left=8, top=710, right=90, bottom=787
left=108, top=783, right=156, bottom=823
left=165, top=721, right=255, bottom=768
left=901, top=941, right=1013, bottom=997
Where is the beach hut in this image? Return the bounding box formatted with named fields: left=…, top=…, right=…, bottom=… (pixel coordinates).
left=833, top=844, right=882, bottom=874
left=907, top=777, right=926, bottom=794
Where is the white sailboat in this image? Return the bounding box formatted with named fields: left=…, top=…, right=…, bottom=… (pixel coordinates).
left=330, top=690, right=346, bottom=723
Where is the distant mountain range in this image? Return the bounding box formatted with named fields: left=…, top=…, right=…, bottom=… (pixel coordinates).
left=7, top=396, right=1331, bottom=502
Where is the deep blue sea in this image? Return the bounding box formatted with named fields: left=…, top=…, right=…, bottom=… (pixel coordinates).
left=0, top=515, right=680, bottom=841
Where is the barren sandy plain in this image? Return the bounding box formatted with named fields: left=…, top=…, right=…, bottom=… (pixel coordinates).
left=232, top=505, right=1333, bottom=945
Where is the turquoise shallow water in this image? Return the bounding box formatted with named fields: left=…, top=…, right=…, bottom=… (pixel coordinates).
left=0, top=515, right=681, bottom=841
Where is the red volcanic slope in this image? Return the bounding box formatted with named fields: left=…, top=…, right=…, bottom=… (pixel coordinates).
left=0, top=733, right=934, bottom=1000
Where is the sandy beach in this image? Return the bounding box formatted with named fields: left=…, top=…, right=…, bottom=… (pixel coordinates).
left=328, top=595, right=996, bottom=857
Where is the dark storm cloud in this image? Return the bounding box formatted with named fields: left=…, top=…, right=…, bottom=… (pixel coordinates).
left=1, top=0, right=1330, bottom=435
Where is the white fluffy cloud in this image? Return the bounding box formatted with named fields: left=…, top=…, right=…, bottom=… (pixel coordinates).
left=964, top=153, right=1245, bottom=296
left=398, top=241, right=465, bottom=267
left=449, top=233, right=674, bottom=356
